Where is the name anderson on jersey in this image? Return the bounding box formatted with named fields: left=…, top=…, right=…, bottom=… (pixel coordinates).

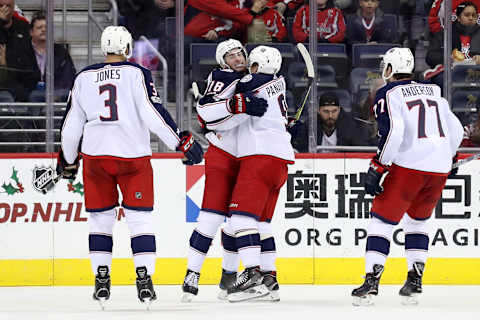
left=401, top=85, right=434, bottom=98
left=265, top=80, right=285, bottom=98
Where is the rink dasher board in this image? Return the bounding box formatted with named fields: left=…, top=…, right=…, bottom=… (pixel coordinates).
left=0, top=153, right=478, bottom=286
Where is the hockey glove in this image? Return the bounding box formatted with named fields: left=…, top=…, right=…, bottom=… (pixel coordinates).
left=176, top=130, right=204, bottom=165
left=56, top=149, right=80, bottom=180
left=286, top=117, right=301, bottom=139
left=229, top=92, right=267, bottom=117
left=448, top=152, right=460, bottom=178
left=364, top=156, right=388, bottom=196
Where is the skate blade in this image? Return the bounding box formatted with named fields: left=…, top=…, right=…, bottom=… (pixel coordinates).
left=228, top=284, right=269, bottom=303
left=352, top=294, right=375, bottom=306
left=401, top=294, right=419, bottom=306
left=256, top=290, right=280, bottom=302
left=96, top=298, right=107, bottom=311
left=181, top=292, right=196, bottom=303
left=218, top=289, right=228, bottom=301
left=141, top=298, right=155, bottom=310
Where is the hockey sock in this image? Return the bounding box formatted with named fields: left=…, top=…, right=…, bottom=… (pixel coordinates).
left=230, top=215, right=261, bottom=268
left=187, top=210, right=225, bottom=273
left=365, top=217, right=394, bottom=273
left=124, top=209, right=156, bottom=275
left=221, top=218, right=239, bottom=273
left=259, top=222, right=276, bottom=272
left=403, top=214, right=429, bottom=270
left=89, top=209, right=116, bottom=275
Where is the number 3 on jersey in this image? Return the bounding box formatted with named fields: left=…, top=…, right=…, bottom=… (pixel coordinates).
left=99, top=84, right=118, bottom=121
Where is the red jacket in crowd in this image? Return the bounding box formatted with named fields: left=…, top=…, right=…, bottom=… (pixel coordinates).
left=429, top=0, right=480, bottom=34
left=268, top=0, right=304, bottom=12
left=257, top=6, right=288, bottom=41
left=292, top=4, right=346, bottom=43
left=184, top=0, right=253, bottom=38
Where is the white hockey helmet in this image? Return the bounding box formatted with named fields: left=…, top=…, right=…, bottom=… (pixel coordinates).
left=215, top=39, right=247, bottom=69
left=101, top=26, right=133, bottom=59
left=248, top=45, right=282, bottom=75
left=381, top=47, right=414, bottom=81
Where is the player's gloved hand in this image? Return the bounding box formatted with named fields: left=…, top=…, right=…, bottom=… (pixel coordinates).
left=56, top=148, right=80, bottom=180
left=176, top=130, right=204, bottom=165
left=286, top=117, right=301, bottom=139
left=448, top=152, right=460, bottom=178
left=364, top=156, right=388, bottom=196
left=229, top=92, right=267, bottom=117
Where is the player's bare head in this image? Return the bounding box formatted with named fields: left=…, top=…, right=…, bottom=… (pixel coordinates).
left=216, top=39, right=247, bottom=72
left=457, top=2, right=478, bottom=27
left=381, top=47, right=414, bottom=82
left=318, top=92, right=340, bottom=127
left=248, top=45, right=282, bottom=75
left=101, top=26, right=133, bottom=60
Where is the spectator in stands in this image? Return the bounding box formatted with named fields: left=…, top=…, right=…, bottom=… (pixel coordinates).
left=292, top=91, right=369, bottom=152
left=268, top=0, right=304, bottom=17
left=292, top=0, right=346, bottom=44
left=461, top=112, right=480, bottom=147
left=428, top=0, right=480, bottom=35
left=29, top=11, right=76, bottom=102
left=245, top=0, right=287, bottom=42
left=0, top=0, right=40, bottom=102
left=345, top=0, right=397, bottom=44
left=425, top=2, right=480, bottom=87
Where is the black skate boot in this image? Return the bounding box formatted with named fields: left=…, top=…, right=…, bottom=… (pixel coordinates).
left=218, top=269, right=237, bottom=300
left=181, top=269, right=200, bottom=303
left=93, top=265, right=110, bottom=310
left=399, top=262, right=424, bottom=305
left=227, top=266, right=268, bottom=302
left=352, top=264, right=384, bottom=306
left=135, top=266, right=157, bottom=308
left=259, top=271, right=280, bottom=302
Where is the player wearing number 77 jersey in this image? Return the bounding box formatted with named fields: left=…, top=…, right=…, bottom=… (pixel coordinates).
left=59, top=26, right=203, bottom=308
left=351, top=47, right=463, bottom=306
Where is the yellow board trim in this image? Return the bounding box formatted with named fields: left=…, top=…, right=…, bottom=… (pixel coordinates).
left=1, top=258, right=479, bottom=286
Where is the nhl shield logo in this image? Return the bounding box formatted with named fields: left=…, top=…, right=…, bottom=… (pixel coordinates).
left=33, top=166, right=54, bottom=193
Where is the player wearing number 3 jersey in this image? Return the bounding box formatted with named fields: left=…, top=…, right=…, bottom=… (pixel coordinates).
left=59, top=26, right=203, bottom=308
left=352, top=48, right=463, bottom=306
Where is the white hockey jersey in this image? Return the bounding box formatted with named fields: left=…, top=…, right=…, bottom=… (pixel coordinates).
left=196, top=69, right=248, bottom=156
left=61, top=61, right=181, bottom=164
left=373, top=80, right=463, bottom=173
left=233, top=73, right=295, bottom=162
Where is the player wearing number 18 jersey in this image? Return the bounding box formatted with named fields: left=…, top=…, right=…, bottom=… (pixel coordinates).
left=58, top=26, right=203, bottom=307
left=352, top=48, right=463, bottom=306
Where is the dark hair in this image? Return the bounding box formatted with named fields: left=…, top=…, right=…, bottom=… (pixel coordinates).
left=456, top=1, right=478, bottom=17
left=30, top=11, right=46, bottom=30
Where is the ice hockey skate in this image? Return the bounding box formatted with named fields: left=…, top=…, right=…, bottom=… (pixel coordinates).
left=399, top=262, right=424, bottom=305
left=135, top=266, right=156, bottom=309
left=92, top=265, right=110, bottom=310
left=256, top=271, right=280, bottom=302
left=352, top=264, right=384, bottom=306
left=227, top=266, right=269, bottom=302
left=218, top=269, right=237, bottom=300
left=181, top=269, right=200, bottom=302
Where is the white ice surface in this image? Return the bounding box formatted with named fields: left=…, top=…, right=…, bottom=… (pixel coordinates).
left=0, top=285, right=477, bottom=320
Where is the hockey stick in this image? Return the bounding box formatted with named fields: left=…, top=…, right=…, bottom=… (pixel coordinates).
left=41, top=172, right=64, bottom=194
left=452, top=152, right=480, bottom=169
left=191, top=82, right=201, bottom=101
left=292, top=43, right=315, bottom=123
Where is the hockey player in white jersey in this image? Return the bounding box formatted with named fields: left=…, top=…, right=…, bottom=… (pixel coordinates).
left=224, top=46, right=295, bottom=302
left=57, top=26, right=203, bottom=308
left=181, top=39, right=268, bottom=302
left=351, top=48, right=464, bottom=306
